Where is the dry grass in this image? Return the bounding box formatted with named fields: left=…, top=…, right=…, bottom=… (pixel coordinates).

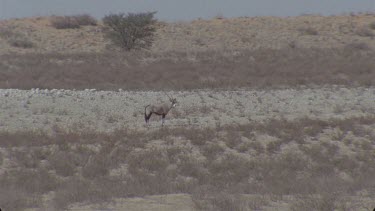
left=1, top=13, right=375, bottom=210
left=192, top=188, right=252, bottom=211
left=1, top=14, right=375, bottom=54
left=0, top=14, right=374, bottom=91
left=0, top=47, right=374, bottom=90
left=0, top=116, right=374, bottom=209
left=0, top=26, right=35, bottom=48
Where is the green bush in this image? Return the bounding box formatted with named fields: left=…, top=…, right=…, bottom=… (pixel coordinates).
left=102, top=12, right=157, bottom=51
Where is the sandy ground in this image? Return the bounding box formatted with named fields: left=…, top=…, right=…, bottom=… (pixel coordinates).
left=0, top=86, right=374, bottom=133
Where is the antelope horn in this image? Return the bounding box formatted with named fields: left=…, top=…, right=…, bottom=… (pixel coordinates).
left=163, top=91, right=172, bottom=100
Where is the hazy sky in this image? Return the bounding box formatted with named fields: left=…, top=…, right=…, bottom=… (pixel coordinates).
left=0, top=0, right=374, bottom=21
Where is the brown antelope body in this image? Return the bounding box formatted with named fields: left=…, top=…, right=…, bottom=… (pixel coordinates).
left=144, top=96, right=177, bottom=126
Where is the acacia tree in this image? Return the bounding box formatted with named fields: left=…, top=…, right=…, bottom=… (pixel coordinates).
left=102, top=12, right=157, bottom=51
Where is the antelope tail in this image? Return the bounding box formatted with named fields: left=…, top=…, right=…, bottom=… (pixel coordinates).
left=144, top=105, right=150, bottom=122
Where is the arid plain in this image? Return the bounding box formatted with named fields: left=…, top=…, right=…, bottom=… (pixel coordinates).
left=0, top=13, right=375, bottom=210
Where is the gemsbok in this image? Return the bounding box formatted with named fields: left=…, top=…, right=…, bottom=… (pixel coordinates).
left=144, top=92, right=177, bottom=126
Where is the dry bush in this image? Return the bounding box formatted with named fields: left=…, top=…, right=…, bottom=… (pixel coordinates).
left=248, top=141, right=265, bottom=154
left=51, top=14, right=97, bottom=29
left=0, top=130, right=50, bottom=147
left=51, top=16, right=80, bottom=29
left=255, top=151, right=312, bottom=195
left=177, top=154, right=208, bottom=183
left=261, top=118, right=305, bottom=144
left=10, top=149, right=41, bottom=169
left=192, top=186, right=251, bottom=211
left=1, top=116, right=375, bottom=209
left=202, top=142, right=225, bottom=161
left=329, top=116, right=375, bottom=137
left=126, top=148, right=175, bottom=195
left=0, top=26, right=16, bottom=38
left=82, top=153, right=110, bottom=179
left=53, top=176, right=125, bottom=209
left=8, top=36, right=35, bottom=48
left=53, top=177, right=91, bottom=209
left=266, top=140, right=282, bottom=154
left=0, top=188, right=38, bottom=211
left=291, top=193, right=338, bottom=211
left=0, top=26, right=35, bottom=48
left=246, top=195, right=270, bottom=210
left=73, top=14, right=97, bottom=26
left=181, top=128, right=215, bottom=146
left=223, top=130, right=242, bottom=149
left=47, top=151, right=77, bottom=177
left=356, top=27, right=374, bottom=37
left=298, top=27, right=319, bottom=35
left=345, top=42, right=372, bottom=51
left=208, top=154, right=251, bottom=188
left=370, top=21, right=375, bottom=30
left=1, top=168, right=59, bottom=195
left=204, top=192, right=249, bottom=211
left=127, top=149, right=169, bottom=174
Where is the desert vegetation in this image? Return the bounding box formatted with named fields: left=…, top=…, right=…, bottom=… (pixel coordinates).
left=102, top=12, right=157, bottom=50
left=51, top=14, right=97, bottom=29
left=0, top=116, right=374, bottom=210
left=0, top=47, right=375, bottom=90
left=0, top=12, right=375, bottom=210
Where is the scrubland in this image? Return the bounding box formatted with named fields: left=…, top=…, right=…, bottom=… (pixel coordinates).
left=0, top=13, right=375, bottom=210
left=1, top=113, right=375, bottom=210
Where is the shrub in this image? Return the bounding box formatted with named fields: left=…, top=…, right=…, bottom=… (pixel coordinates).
left=369, top=21, right=375, bottom=30
left=208, top=154, right=251, bottom=187
left=9, top=37, right=35, bottom=48
left=208, top=192, right=249, bottom=211
left=356, top=27, right=374, bottom=37
left=2, top=168, right=59, bottom=194
left=53, top=177, right=91, bottom=209
left=298, top=27, right=319, bottom=35
left=82, top=154, right=110, bottom=179
left=192, top=187, right=250, bottom=211
left=0, top=188, right=35, bottom=211
left=127, top=148, right=169, bottom=175
left=102, top=12, right=157, bottom=51
left=0, top=151, right=3, bottom=166
left=11, top=149, right=40, bottom=168
left=0, top=27, right=35, bottom=48
left=0, top=27, right=16, bottom=39
left=74, top=14, right=97, bottom=26
left=47, top=151, right=76, bottom=177
left=291, top=193, right=338, bottom=211
left=344, top=42, right=371, bottom=51
left=51, top=16, right=81, bottom=29
left=51, top=14, right=97, bottom=29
